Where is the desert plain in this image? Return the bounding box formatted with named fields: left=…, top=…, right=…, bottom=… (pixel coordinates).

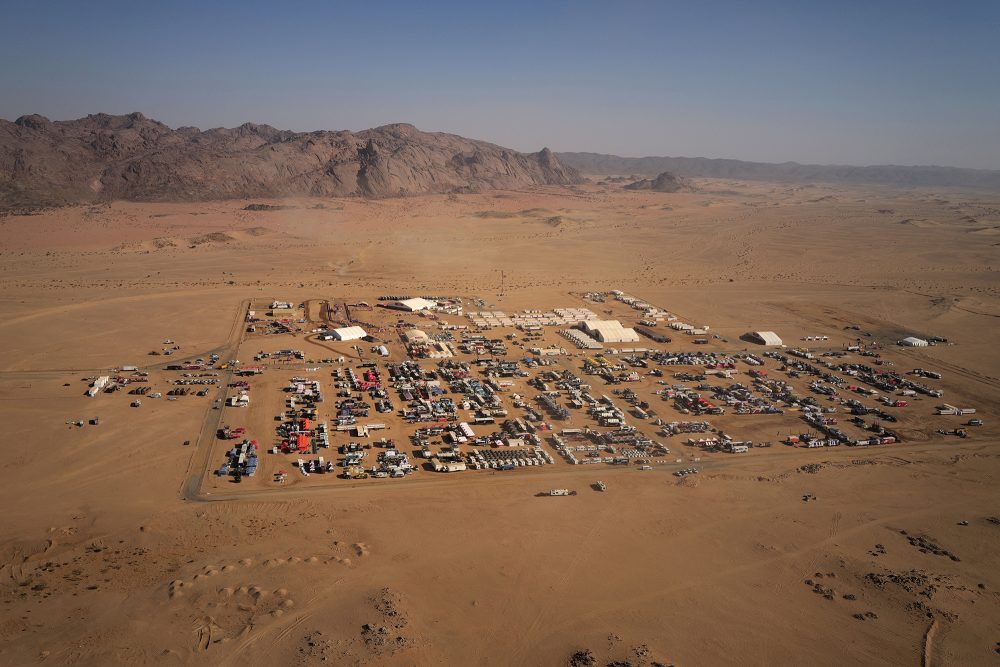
left=1, top=178, right=999, bottom=666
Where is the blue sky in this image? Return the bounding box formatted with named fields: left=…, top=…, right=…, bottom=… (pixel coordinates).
left=2, top=1, right=998, bottom=168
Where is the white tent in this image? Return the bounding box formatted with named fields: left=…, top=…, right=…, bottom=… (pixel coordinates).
left=577, top=320, right=640, bottom=343
left=393, top=297, right=436, bottom=312
left=326, top=326, right=367, bottom=341
left=898, top=336, right=928, bottom=347
left=745, top=331, right=783, bottom=346
left=403, top=329, right=430, bottom=344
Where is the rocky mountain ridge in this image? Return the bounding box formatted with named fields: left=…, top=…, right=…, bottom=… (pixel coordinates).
left=0, top=112, right=583, bottom=208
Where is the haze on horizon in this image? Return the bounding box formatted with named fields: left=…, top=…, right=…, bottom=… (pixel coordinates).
left=2, top=0, right=998, bottom=170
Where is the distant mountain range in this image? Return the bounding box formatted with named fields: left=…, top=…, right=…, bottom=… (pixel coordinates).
left=0, top=113, right=583, bottom=209
left=3, top=112, right=997, bottom=210
left=557, top=152, right=1000, bottom=190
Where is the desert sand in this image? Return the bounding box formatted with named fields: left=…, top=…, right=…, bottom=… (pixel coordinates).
left=1, top=179, right=999, bottom=666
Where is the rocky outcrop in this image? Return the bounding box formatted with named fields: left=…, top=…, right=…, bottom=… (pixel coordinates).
left=623, top=171, right=692, bottom=192
left=0, top=114, right=584, bottom=208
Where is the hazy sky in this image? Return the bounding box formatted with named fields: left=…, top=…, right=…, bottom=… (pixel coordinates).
left=2, top=1, right=998, bottom=169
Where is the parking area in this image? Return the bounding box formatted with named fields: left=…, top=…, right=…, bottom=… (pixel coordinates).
left=177, top=292, right=988, bottom=493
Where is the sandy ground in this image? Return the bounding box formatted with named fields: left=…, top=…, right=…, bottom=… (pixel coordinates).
left=0, top=179, right=999, bottom=666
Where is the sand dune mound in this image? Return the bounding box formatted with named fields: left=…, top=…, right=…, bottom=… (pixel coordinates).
left=472, top=208, right=558, bottom=220
left=189, top=231, right=235, bottom=245
left=243, top=203, right=295, bottom=212
left=108, top=226, right=278, bottom=253
left=472, top=210, right=521, bottom=219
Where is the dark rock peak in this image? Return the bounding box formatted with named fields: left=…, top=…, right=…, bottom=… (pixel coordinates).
left=536, top=147, right=556, bottom=165
left=358, top=138, right=380, bottom=158
left=373, top=123, right=419, bottom=135
left=236, top=122, right=280, bottom=137
left=70, top=112, right=169, bottom=133
left=14, top=114, right=51, bottom=129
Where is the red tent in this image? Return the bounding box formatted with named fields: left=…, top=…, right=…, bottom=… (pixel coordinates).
left=302, top=418, right=312, bottom=430
left=296, top=434, right=309, bottom=451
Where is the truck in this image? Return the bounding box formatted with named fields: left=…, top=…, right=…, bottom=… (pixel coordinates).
left=345, top=465, right=369, bottom=479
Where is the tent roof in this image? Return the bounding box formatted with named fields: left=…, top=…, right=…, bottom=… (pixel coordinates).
left=333, top=325, right=367, bottom=339
left=404, top=329, right=430, bottom=343
left=751, top=331, right=783, bottom=346
left=579, top=319, right=641, bottom=343
left=900, top=336, right=928, bottom=345
left=397, top=297, right=436, bottom=311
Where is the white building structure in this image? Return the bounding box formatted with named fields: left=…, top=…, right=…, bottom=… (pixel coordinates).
left=392, top=297, right=436, bottom=312
left=322, top=326, right=367, bottom=341
left=898, top=336, right=929, bottom=347
left=577, top=320, right=640, bottom=343
left=744, top=331, right=784, bottom=346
